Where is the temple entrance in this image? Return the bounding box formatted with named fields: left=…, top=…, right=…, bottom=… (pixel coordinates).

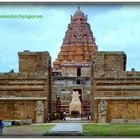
left=51, top=88, right=91, bottom=122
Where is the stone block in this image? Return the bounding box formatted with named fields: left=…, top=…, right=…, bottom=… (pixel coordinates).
left=22, top=119, right=32, bottom=124
left=111, top=119, right=140, bottom=124
left=111, top=119, right=125, bottom=124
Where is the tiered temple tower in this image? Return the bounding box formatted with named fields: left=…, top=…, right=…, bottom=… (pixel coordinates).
left=53, top=7, right=98, bottom=70
left=52, top=8, right=98, bottom=115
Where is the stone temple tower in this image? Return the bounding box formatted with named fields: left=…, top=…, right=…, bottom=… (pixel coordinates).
left=53, top=7, right=98, bottom=70
left=52, top=8, right=98, bottom=115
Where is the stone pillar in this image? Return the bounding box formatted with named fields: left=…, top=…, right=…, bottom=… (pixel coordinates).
left=98, top=100, right=108, bottom=123
left=35, top=101, right=45, bottom=123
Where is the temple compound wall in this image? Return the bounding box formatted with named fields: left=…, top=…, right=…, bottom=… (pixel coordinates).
left=91, top=51, right=140, bottom=123
left=0, top=51, right=51, bottom=123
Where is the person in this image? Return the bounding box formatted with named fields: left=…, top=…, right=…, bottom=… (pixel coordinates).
left=63, top=112, right=66, bottom=121
left=86, top=112, right=90, bottom=120
left=0, top=120, right=4, bottom=136
left=60, top=112, right=64, bottom=121
left=47, top=113, right=51, bottom=122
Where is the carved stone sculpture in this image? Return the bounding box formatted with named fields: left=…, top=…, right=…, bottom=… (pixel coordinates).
left=98, top=100, right=108, bottom=123
left=35, top=101, right=44, bottom=123
left=69, top=90, right=81, bottom=115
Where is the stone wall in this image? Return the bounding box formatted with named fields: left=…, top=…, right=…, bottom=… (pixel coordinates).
left=90, top=51, right=140, bottom=123
left=107, top=100, right=140, bottom=122
left=62, top=67, right=77, bottom=77
left=93, top=51, right=126, bottom=78
left=0, top=50, right=52, bottom=123
left=18, top=51, right=51, bottom=73
left=92, top=76, right=140, bottom=123
left=62, top=66, right=90, bottom=77
left=0, top=100, right=45, bottom=122
left=94, top=99, right=140, bottom=123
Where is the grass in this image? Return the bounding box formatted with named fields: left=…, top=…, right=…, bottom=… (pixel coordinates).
left=83, top=124, right=140, bottom=136
left=32, top=124, right=54, bottom=132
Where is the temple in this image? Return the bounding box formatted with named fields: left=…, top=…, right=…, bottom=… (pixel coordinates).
left=0, top=8, right=140, bottom=123
left=53, top=7, right=97, bottom=69
left=52, top=8, right=97, bottom=115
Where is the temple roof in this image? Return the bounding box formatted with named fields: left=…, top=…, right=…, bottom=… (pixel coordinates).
left=72, top=7, right=87, bottom=20
left=62, top=7, right=97, bottom=46
left=53, top=8, right=98, bottom=70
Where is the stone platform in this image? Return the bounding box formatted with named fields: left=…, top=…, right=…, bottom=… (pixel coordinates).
left=45, top=123, right=83, bottom=136
left=50, top=117, right=93, bottom=123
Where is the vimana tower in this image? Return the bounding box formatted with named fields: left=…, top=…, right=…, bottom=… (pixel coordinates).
left=52, top=7, right=98, bottom=116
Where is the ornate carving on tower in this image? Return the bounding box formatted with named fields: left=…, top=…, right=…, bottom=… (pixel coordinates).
left=53, top=8, right=98, bottom=70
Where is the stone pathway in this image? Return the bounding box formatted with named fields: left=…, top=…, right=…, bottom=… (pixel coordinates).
left=2, top=122, right=87, bottom=137
left=2, top=124, right=49, bottom=136
left=45, top=123, right=83, bottom=136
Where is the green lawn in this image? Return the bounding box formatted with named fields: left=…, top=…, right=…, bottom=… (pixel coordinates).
left=83, top=124, right=140, bottom=136
left=32, top=125, right=54, bottom=132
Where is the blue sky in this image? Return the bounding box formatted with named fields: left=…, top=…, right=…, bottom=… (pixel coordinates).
left=0, top=4, right=140, bottom=72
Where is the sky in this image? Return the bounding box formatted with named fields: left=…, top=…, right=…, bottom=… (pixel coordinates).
left=0, top=4, right=140, bottom=72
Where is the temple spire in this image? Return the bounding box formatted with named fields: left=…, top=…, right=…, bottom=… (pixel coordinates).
left=53, top=8, right=98, bottom=70
left=63, top=8, right=96, bottom=46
